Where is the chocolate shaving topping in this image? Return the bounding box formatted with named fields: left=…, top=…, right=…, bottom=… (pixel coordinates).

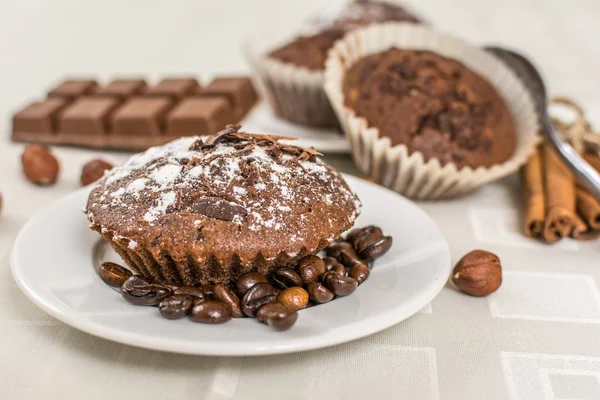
left=188, top=196, right=248, bottom=223
left=187, top=125, right=322, bottom=163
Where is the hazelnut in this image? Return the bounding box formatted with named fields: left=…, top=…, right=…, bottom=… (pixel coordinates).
left=277, top=287, right=309, bottom=312
left=452, top=250, right=502, bottom=297
left=81, top=159, right=113, bottom=186
left=21, top=144, right=60, bottom=185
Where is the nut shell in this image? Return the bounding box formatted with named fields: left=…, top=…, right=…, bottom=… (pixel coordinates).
left=452, top=250, right=502, bottom=297
left=21, top=145, right=60, bottom=185
left=81, top=159, right=114, bottom=186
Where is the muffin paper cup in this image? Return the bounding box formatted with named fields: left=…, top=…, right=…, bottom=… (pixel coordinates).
left=244, top=27, right=339, bottom=129
left=323, top=23, right=541, bottom=199
left=98, top=228, right=331, bottom=286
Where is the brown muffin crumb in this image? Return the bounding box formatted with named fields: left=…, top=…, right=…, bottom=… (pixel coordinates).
left=269, top=1, right=421, bottom=70
left=269, top=29, right=346, bottom=71
left=343, top=48, right=517, bottom=169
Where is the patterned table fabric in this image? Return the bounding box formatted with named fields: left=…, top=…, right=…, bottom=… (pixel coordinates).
left=1, top=0, right=600, bottom=399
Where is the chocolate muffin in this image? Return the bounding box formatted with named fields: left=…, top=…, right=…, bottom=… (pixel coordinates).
left=268, top=29, right=346, bottom=72
left=252, top=1, right=421, bottom=128
left=86, top=125, right=361, bottom=286
left=269, top=1, right=421, bottom=71
left=317, top=0, right=422, bottom=36
left=342, top=48, right=517, bottom=169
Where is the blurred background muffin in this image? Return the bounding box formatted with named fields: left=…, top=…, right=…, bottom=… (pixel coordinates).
left=246, top=0, right=423, bottom=130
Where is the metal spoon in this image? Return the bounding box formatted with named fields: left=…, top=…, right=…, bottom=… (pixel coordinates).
left=484, top=46, right=600, bottom=201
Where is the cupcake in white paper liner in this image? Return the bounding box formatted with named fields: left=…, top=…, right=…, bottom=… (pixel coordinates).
left=323, top=23, right=540, bottom=199
left=243, top=2, right=424, bottom=130
left=244, top=26, right=341, bottom=129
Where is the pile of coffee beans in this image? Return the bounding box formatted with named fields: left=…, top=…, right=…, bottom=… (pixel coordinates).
left=98, top=225, right=392, bottom=331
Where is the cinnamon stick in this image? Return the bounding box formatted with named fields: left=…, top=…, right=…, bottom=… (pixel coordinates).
left=521, top=147, right=545, bottom=237
left=571, top=214, right=600, bottom=241
left=571, top=215, right=588, bottom=240
left=542, top=143, right=577, bottom=243
left=576, top=187, right=600, bottom=230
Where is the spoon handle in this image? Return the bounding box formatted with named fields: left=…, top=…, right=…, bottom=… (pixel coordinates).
left=541, top=114, right=600, bottom=200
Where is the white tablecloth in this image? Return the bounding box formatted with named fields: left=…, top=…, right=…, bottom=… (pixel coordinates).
left=1, top=1, right=600, bottom=399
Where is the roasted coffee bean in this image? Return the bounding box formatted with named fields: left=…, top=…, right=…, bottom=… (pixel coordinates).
left=347, top=226, right=383, bottom=253
left=298, top=255, right=326, bottom=284
left=99, top=262, right=132, bottom=287
left=256, top=302, right=298, bottom=330
left=306, top=282, right=334, bottom=304
left=358, top=236, right=393, bottom=260
left=244, top=294, right=277, bottom=317
left=121, top=277, right=171, bottom=306
left=349, top=263, right=370, bottom=284
left=241, top=283, right=279, bottom=317
left=327, top=241, right=370, bottom=273
left=158, top=294, right=194, bottom=319
left=272, top=267, right=303, bottom=289
left=330, top=264, right=347, bottom=275
left=122, top=284, right=171, bottom=306
left=256, top=302, right=289, bottom=323
left=266, top=309, right=298, bottom=331
left=236, top=272, right=269, bottom=296
left=201, top=283, right=215, bottom=297
left=190, top=300, right=232, bottom=324
left=325, top=240, right=357, bottom=264
left=322, top=272, right=358, bottom=297
left=213, top=283, right=244, bottom=318
left=174, top=286, right=209, bottom=301
left=121, top=275, right=152, bottom=289
left=277, top=287, right=309, bottom=311
left=323, top=257, right=347, bottom=276
left=346, top=229, right=362, bottom=246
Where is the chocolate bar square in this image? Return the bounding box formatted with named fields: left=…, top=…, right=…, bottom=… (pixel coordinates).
left=12, top=98, right=70, bottom=134
left=144, top=78, right=199, bottom=99
left=196, top=77, right=258, bottom=118
left=48, top=79, right=98, bottom=100
left=166, top=98, right=234, bottom=137
left=95, top=79, right=147, bottom=100
left=111, top=97, right=173, bottom=136
left=59, top=97, right=121, bottom=136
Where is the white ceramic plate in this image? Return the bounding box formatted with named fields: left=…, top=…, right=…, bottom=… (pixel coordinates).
left=242, top=103, right=350, bottom=153
left=11, top=175, right=451, bottom=356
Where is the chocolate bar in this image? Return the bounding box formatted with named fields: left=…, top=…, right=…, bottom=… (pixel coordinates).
left=11, top=76, right=259, bottom=151
left=144, top=78, right=199, bottom=99
left=166, top=98, right=234, bottom=137
left=48, top=79, right=98, bottom=100
left=196, top=77, right=258, bottom=119
left=94, top=78, right=147, bottom=100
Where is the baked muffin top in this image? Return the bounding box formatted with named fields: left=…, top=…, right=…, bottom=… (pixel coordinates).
left=268, top=29, right=346, bottom=71
left=268, top=1, right=421, bottom=70
left=86, top=125, right=361, bottom=263
left=316, top=0, right=421, bottom=32
left=343, top=48, right=517, bottom=169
